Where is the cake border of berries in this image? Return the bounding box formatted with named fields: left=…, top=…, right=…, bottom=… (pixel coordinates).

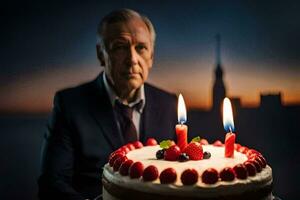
left=103, top=139, right=273, bottom=198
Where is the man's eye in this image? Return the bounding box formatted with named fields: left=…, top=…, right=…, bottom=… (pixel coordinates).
left=112, top=44, right=127, bottom=51
left=136, top=45, right=147, bottom=52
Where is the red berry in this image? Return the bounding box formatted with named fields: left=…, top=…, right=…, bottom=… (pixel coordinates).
left=132, top=141, right=143, bottom=149
left=220, top=167, right=235, bottom=181
left=255, top=157, right=264, bottom=167
left=119, top=159, right=134, bottom=176
left=160, top=168, right=177, bottom=184
left=164, top=145, right=181, bottom=161
left=247, top=154, right=257, bottom=160
left=233, top=164, right=248, bottom=179
left=129, top=162, right=144, bottom=178
left=234, top=143, right=241, bottom=150
left=109, top=150, right=125, bottom=161
left=113, top=156, right=128, bottom=171
left=109, top=153, right=123, bottom=167
left=244, top=161, right=257, bottom=176
left=119, top=146, right=130, bottom=154
left=238, top=146, right=249, bottom=154
left=257, top=155, right=267, bottom=168
left=143, top=165, right=159, bottom=181
left=181, top=169, right=199, bottom=185
left=183, top=142, right=203, bottom=160
left=213, top=140, right=223, bottom=147
left=200, top=138, right=209, bottom=145
left=126, top=143, right=135, bottom=151
left=250, top=159, right=262, bottom=172
left=145, top=138, right=158, bottom=146
left=202, top=168, right=219, bottom=184
left=246, top=149, right=261, bottom=157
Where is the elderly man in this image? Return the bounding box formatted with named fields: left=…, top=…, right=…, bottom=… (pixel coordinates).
left=38, top=9, right=177, bottom=200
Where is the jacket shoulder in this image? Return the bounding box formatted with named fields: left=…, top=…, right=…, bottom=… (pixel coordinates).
left=145, top=83, right=177, bottom=102
left=55, top=79, right=96, bottom=101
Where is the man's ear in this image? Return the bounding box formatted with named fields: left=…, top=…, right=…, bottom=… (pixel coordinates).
left=96, top=44, right=105, bottom=66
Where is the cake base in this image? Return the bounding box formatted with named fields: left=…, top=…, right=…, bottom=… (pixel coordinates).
left=102, top=175, right=273, bottom=200
left=104, top=144, right=273, bottom=200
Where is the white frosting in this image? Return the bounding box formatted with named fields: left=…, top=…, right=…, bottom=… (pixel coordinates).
left=127, top=145, right=248, bottom=183
left=103, top=145, right=273, bottom=198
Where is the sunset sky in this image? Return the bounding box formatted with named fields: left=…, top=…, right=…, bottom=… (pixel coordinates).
left=1, top=0, right=299, bottom=113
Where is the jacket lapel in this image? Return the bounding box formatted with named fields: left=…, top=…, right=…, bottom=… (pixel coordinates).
left=88, top=73, right=124, bottom=150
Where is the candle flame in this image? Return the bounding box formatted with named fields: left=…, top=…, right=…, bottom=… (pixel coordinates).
left=178, top=94, right=187, bottom=124
left=223, top=97, right=235, bottom=132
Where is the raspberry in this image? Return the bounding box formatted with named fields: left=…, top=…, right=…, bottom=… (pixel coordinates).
left=257, top=155, right=267, bottom=168
left=244, top=161, right=257, bottom=176
left=246, top=149, right=261, bottom=157
left=119, top=146, right=130, bottom=154
left=234, top=143, right=241, bottom=150
left=109, top=153, right=124, bottom=167
left=255, top=156, right=264, bottom=167
left=119, top=159, right=134, bottom=176
left=145, top=138, right=158, bottom=146
left=108, top=150, right=125, bottom=161
left=201, top=168, right=219, bottom=184
left=213, top=140, right=223, bottom=147
left=182, top=142, right=203, bottom=160
left=132, top=141, right=143, bottom=149
left=181, top=169, right=198, bottom=185
left=164, top=145, right=181, bottom=161
left=129, top=162, right=144, bottom=179
left=143, top=165, right=159, bottom=181
left=113, top=156, right=128, bottom=171
left=220, top=167, right=235, bottom=181
left=126, top=143, right=135, bottom=151
left=160, top=168, right=177, bottom=184
left=238, top=146, right=249, bottom=154
left=250, top=159, right=262, bottom=172
left=233, top=164, right=248, bottom=179
left=200, top=138, right=209, bottom=145
left=248, top=155, right=264, bottom=169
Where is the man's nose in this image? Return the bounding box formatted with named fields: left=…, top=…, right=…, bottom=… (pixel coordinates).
left=127, top=47, right=138, bottom=66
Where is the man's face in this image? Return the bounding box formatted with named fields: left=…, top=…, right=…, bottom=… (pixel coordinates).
left=99, top=17, right=153, bottom=94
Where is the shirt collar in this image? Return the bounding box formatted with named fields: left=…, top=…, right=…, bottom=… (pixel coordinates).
left=102, top=72, right=145, bottom=113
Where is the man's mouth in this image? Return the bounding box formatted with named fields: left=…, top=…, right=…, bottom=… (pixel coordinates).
left=124, top=72, right=140, bottom=78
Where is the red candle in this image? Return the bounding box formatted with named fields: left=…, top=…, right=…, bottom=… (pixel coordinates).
left=223, top=97, right=236, bottom=158
left=176, top=94, right=188, bottom=151
left=176, top=124, right=188, bottom=151
left=225, top=132, right=236, bottom=158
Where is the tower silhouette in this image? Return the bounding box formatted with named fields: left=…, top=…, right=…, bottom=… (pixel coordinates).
left=212, top=34, right=226, bottom=114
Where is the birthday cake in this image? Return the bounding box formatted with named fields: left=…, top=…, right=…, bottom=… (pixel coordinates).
left=102, top=138, right=273, bottom=200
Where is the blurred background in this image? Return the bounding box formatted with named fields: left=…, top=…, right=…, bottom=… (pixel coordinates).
left=0, top=0, right=299, bottom=199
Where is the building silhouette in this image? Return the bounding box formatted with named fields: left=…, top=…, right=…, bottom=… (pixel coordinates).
left=212, top=34, right=226, bottom=115
left=187, top=35, right=300, bottom=198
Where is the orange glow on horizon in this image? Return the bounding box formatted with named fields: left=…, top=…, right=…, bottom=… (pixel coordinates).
left=0, top=59, right=299, bottom=113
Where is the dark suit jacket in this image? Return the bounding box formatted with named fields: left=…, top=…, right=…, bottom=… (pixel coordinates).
left=38, top=73, right=177, bottom=200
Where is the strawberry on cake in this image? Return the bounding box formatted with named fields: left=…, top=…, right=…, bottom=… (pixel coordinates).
left=102, top=137, right=273, bottom=200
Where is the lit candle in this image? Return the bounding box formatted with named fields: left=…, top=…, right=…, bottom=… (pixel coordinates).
left=223, top=97, right=236, bottom=158
left=176, top=94, right=188, bottom=151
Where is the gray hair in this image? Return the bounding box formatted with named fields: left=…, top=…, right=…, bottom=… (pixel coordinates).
left=97, top=8, right=156, bottom=50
